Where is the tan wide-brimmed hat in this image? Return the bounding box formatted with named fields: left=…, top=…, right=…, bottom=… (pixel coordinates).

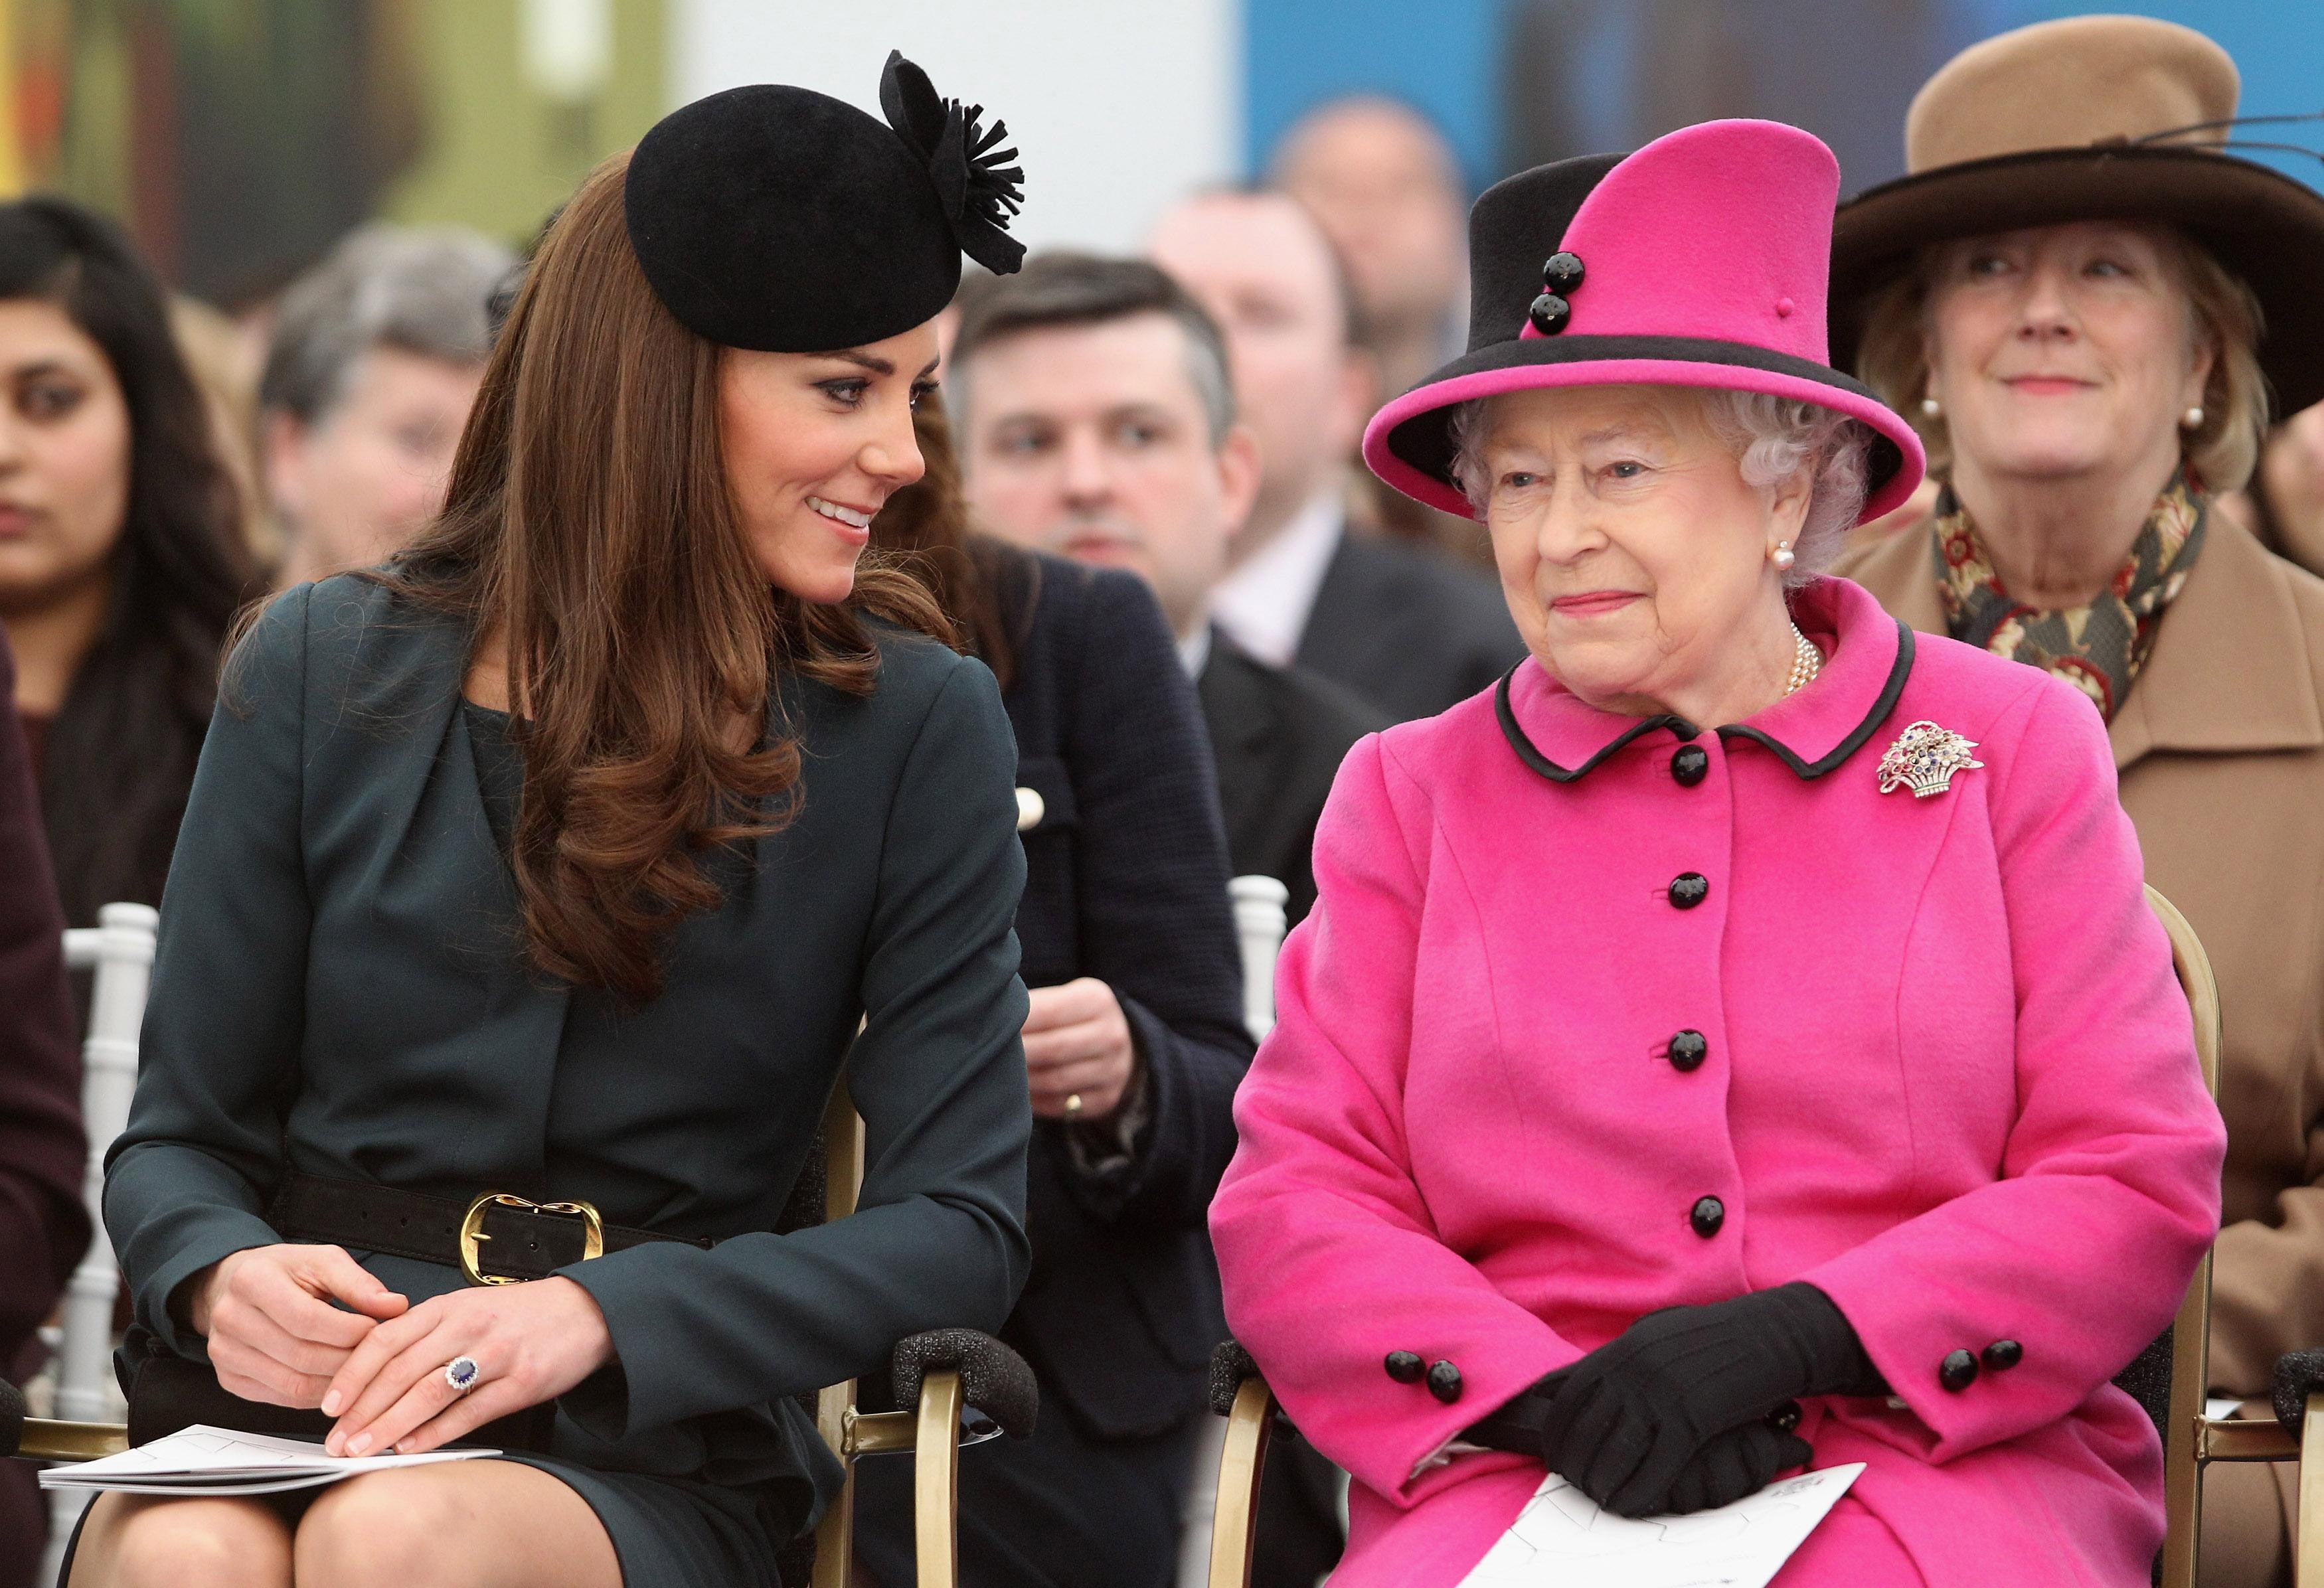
left=1830, top=14, right=2324, bottom=416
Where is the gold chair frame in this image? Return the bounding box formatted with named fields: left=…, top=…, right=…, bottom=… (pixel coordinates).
left=17, top=1081, right=977, bottom=1588
left=1205, top=888, right=2320, bottom=1588
left=2148, top=888, right=2323, bottom=1588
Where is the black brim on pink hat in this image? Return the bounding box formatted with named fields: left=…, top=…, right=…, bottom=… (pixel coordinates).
left=1363, top=119, right=1926, bottom=525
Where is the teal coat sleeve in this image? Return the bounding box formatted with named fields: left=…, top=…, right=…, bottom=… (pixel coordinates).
left=104, top=584, right=314, bottom=1356
left=559, top=660, right=1033, bottom=1436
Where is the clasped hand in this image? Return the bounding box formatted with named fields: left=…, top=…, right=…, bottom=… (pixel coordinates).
left=1530, top=1284, right=1868, bottom=1517
left=1023, top=976, right=1137, bottom=1120
left=191, top=1243, right=616, bottom=1457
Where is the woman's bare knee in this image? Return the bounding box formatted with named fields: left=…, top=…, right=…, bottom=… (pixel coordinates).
left=296, top=1463, right=616, bottom=1588
left=297, top=1469, right=477, bottom=1588
left=67, top=1492, right=293, bottom=1588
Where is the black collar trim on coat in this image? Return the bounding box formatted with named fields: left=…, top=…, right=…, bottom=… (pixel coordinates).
left=1495, top=620, right=1916, bottom=784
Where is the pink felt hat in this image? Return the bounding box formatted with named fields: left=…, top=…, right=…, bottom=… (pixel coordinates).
left=1363, top=119, right=1926, bottom=524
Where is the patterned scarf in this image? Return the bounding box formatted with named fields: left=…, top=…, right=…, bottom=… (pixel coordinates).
left=1932, top=470, right=2208, bottom=721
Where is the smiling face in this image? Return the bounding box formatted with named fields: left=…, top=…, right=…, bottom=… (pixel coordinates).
left=1924, top=222, right=2210, bottom=491
left=956, top=312, right=1258, bottom=637
left=0, top=297, right=131, bottom=617
left=1469, top=384, right=1805, bottom=718
left=718, top=321, right=938, bottom=603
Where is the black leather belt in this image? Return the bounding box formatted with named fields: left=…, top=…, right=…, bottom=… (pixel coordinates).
left=270, top=1172, right=711, bottom=1285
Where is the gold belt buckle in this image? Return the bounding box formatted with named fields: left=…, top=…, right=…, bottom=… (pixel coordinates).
left=458, top=1192, right=606, bottom=1287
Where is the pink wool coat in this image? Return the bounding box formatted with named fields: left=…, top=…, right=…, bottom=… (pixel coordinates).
left=1209, top=577, right=2225, bottom=1588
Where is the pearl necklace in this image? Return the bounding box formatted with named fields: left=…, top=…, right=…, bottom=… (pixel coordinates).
left=1785, top=622, right=1823, bottom=696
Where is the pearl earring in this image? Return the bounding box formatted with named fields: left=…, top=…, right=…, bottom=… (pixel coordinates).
left=2183, top=405, right=2205, bottom=430
left=1919, top=396, right=1942, bottom=419
left=1770, top=541, right=1797, bottom=571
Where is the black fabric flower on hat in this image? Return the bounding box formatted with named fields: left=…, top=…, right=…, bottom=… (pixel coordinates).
left=879, top=50, right=1027, bottom=276
left=623, top=53, right=1030, bottom=352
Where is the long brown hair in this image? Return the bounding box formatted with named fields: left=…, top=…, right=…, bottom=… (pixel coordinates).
left=869, top=394, right=1023, bottom=689
left=375, top=153, right=953, bottom=1002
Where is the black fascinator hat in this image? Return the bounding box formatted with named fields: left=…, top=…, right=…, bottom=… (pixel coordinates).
left=624, top=50, right=1026, bottom=353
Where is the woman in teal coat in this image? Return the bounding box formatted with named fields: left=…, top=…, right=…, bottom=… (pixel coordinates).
left=74, top=55, right=1035, bottom=1588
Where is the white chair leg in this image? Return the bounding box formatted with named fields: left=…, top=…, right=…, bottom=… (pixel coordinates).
left=47, top=903, right=157, bottom=1583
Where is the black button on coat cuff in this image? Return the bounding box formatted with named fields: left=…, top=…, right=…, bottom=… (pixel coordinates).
left=1939, top=1348, right=1980, bottom=1392
left=1426, top=1360, right=1464, bottom=1403
left=1981, top=1340, right=2023, bottom=1371
left=1384, top=1350, right=1424, bottom=1384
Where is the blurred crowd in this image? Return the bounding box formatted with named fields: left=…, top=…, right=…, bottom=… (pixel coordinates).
left=9, top=69, right=2324, bottom=969
left=4, top=24, right=2324, bottom=1588
left=0, top=88, right=1532, bottom=955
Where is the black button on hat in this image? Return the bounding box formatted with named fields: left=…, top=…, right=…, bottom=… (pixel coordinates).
left=1940, top=1349, right=1981, bottom=1392
left=624, top=51, right=1026, bottom=353
left=1668, top=1030, right=1708, bottom=1072
left=1670, top=745, right=1709, bottom=786
left=1528, top=293, right=1572, bottom=335
left=1426, top=1361, right=1464, bottom=1403
left=1690, top=1196, right=1725, bottom=1237
left=1542, top=251, right=1586, bottom=294
left=1669, top=872, right=1710, bottom=909
left=1384, top=1350, right=1425, bottom=1384
left=1982, top=1340, right=2024, bottom=1372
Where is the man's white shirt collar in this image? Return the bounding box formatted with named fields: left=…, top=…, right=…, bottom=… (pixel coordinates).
left=1176, top=621, right=1213, bottom=680
left=1207, top=493, right=1344, bottom=671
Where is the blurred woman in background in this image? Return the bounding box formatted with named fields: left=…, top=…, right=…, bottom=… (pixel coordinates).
left=0, top=624, right=92, bottom=1588
left=259, top=223, right=512, bottom=586
left=1831, top=21, right=2324, bottom=1585
left=0, top=198, right=252, bottom=929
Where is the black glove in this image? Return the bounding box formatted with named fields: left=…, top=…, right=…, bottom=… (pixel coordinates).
left=1659, top=1421, right=1814, bottom=1516
left=1538, top=1283, right=1882, bottom=1517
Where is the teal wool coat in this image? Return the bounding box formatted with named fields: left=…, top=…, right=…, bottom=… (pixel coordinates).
left=102, top=574, right=1034, bottom=1534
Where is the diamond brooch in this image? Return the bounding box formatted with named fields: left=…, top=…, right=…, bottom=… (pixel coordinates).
left=1877, top=720, right=1983, bottom=798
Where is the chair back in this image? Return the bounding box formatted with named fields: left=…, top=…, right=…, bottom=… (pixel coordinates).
left=2146, top=885, right=2220, bottom=1588
left=803, top=1076, right=867, bottom=1588
left=1229, top=876, right=1289, bottom=1044
left=48, top=902, right=159, bottom=1581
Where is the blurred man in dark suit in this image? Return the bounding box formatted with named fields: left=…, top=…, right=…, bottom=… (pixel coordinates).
left=951, top=254, right=1380, bottom=929
left=1151, top=190, right=1522, bottom=724
left=950, top=255, right=1376, bottom=1588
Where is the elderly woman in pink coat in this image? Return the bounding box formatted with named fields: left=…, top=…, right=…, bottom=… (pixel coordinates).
left=1208, top=119, right=2226, bottom=1588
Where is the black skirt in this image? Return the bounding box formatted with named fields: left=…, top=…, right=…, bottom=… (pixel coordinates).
left=57, top=1455, right=786, bottom=1588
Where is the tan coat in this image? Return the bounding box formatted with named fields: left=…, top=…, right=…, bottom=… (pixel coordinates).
left=1842, top=514, right=2324, bottom=1397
